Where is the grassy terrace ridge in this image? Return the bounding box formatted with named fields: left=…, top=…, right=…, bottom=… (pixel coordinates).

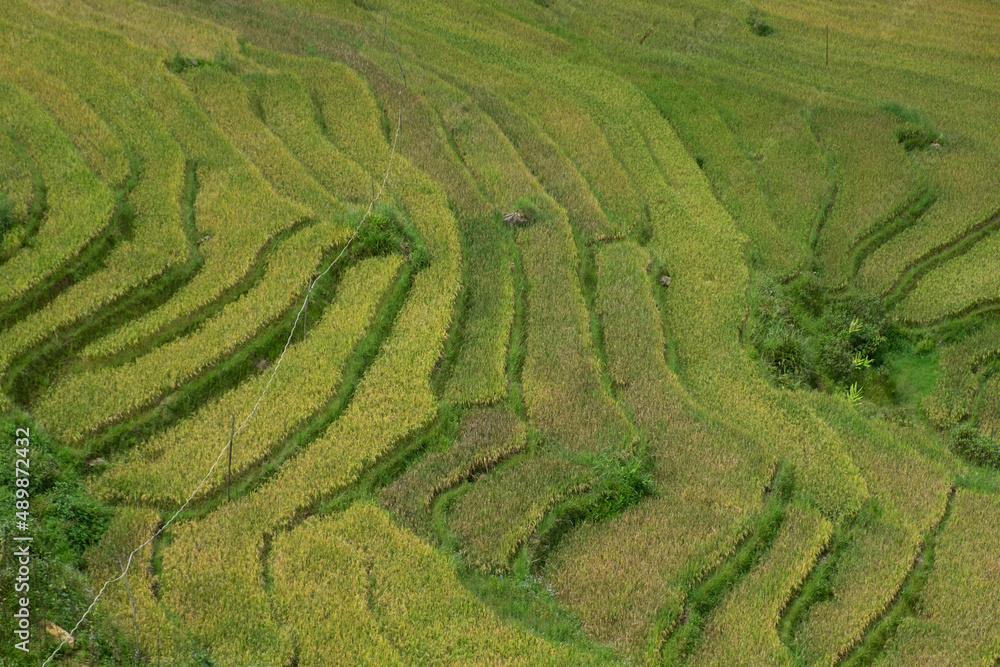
left=1, top=0, right=1000, bottom=665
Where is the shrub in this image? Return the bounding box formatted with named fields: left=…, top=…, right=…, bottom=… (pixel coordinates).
left=513, top=195, right=546, bottom=225
left=746, top=14, right=774, bottom=36
left=950, top=423, right=1000, bottom=468
left=895, top=124, right=942, bottom=151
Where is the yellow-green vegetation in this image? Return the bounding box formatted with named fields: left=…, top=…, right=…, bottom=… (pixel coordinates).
left=813, top=105, right=923, bottom=289
left=979, top=374, right=1000, bottom=437
left=923, top=322, right=1000, bottom=428
left=273, top=505, right=584, bottom=666
left=80, top=59, right=320, bottom=359
left=35, top=222, right=343, bottom=443
left=643, top=76, right=791, bottom=275
left=0, top=56, right=129, bottom=188
left=246, top=72, right=373, bottom=204
left=0, top=134, right=34, bottom=228
left=44, top=0, right=240, bottom=61
left=519, top=207, right=633, bottom=453
left=269, top=513, right=401, bottom=667
left=897, top=230, right=1000, bottom=322
left=155, top=108, right=461, bottom=662
left=92, top=255, right=401, bottom=505
left=0, top=12, right=189, bottom=373
left=381, top=405, right=527, bottom=533
left=857, top=146, right=1000, bottom=296
left=688, top=505, right=832, bottom=667
left=84, top=507, right=188, bottom=663
left=4, top=0, right=1000, bottom=664
left=790, top=393, right=951, bottom=665
left=878, top=489, right=1000, bottom=666
left=0, top=80, right=115, bottom=305
left=449, top=456, right=590, bottom=573
left=549, top=241, right=774, bottom=657
left=181, top=66, right=342, bottom=223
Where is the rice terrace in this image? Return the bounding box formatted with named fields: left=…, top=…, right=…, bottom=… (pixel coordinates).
left=1, top=0, right=999, bottom=664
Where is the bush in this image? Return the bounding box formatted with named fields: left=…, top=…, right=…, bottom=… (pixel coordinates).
left=748, top=276, right=896, bottom=391
left=746, top=14, right=774, bottom=36
left=951, top=423, right=1000, bottom=468
left=895, top=124, right=942, bottom=151
left=513, top=196, right=547, bottom=225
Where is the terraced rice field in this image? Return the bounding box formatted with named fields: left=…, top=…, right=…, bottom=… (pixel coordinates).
left=1, top=0, right=999, bottom=665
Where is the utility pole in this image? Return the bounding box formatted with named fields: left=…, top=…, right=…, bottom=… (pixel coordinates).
left=227, top=416, right=235, bottom=503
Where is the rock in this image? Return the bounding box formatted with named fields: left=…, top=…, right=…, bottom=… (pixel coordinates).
left=256, top=358, right=271, bottom=371
left=88, top=457, right=106, bottom=467
left=43, top=620, right=74, bottom=648
left=659, top=274, right=671, bottom=287
left=504, top=211, right=529, bottom=226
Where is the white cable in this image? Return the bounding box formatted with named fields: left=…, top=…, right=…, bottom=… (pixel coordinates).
left=42, top=13, right=405, bottom=665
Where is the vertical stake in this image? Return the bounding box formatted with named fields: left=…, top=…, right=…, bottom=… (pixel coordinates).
left=826, top=25, right=830, bottom=65
left=120, top=558, right=141, bottom=661
left=227, top=416, right=235, bottom=503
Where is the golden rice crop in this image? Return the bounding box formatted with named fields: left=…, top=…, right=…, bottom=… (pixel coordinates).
left=270, top=514, right=401, bottom=667
left=0, top=14, right=189, bottom=373
left=381, top=405, right=526, bottom=533
left=384, top=61, right=529, bottom=404
left=0, top=79, right=115, bottom=306
left=577, top=67, right=867, bottom=522
left=330, top=503, right=585, bottom=664
left=897, top=230, right=1000, bottom=323
left=519, top=207, right=633, bottom=453
left=245, top=71, right=373, bottom=204
left=270, top=504, right=584, bottom=665
left=923, top=322, right=1000, bottom=428
left=160, top=262, right=459, bottom=664
left=792, top=392, right=950, bottom=665
left=92, top=255, right=401, bottom=505
left=158, top=114, right=462, bottom=662
left=42, top=0, right=240, bottom=61
left=82, top=61, right=321, bottom=358
left=878, top=489, right=1000, bottom=666
left=688, top=505, right=832, bottom=667
left=979, top=374, right=1000, bottom=437
left=0, top=54, right=128, bottom=187
left=644, top=76, right=791, bottom=276
left=857, top=144, right=1000, bottom=295
left=549, top=241, right=773, bottom=657
left=35, top=222, right=343, bottom=443
left=249, top=48, right=391, bottom=178
left=0, top=134, right=35, bottom=248
left=813, top=105, right=924, bottom=289
left=471, top=89, right=616, bottom=244
left=84, top=507, right=189, bottom=662
left=428, top=49, right=640, bottom=239
left=448, top=455, right=590, bottom=573
left=182, top=66, right=344, bottom=223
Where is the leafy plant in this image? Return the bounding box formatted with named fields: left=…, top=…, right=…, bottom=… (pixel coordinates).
left=950, top=423, right=1000, bottom=469
left=746, top=14, right=774, bottom=36
left=846, top=382, right=863, bottom=407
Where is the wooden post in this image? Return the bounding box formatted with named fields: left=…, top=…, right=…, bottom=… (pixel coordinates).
left=120, top=558, right=141, bottom=660
left=227, top=417, right=235, bottom=503
left=826, top=25, right=829, bottom=65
